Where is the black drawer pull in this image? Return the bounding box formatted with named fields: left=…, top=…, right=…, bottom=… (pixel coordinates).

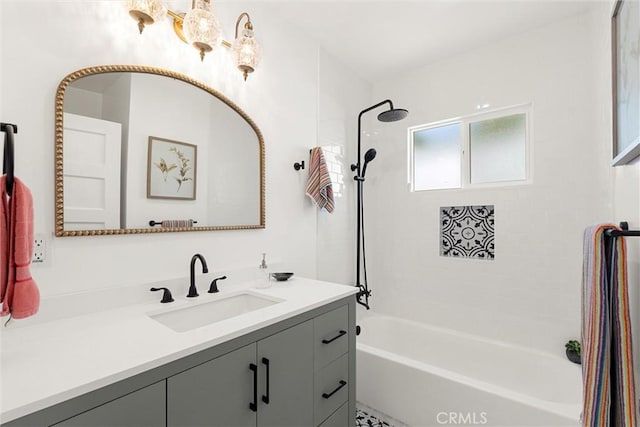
left=249, top=363, right=258, bottom=412
left=262, top=357, right=270, bottom=404
left=322, top=380, right=347, bottom=399
left=322, top=330, right=346, bottom=344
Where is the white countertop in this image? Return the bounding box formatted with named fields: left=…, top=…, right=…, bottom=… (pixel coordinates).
left=0, top=277, right=357, bottom=423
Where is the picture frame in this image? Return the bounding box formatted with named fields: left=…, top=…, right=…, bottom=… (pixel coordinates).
left=147, top=136, right=197, bottom=200
left=612, top=0, right=640, bottom=166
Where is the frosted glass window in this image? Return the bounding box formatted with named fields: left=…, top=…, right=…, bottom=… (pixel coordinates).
left=469, top=113, right=526, bottom=184
left=413, top=123, right=461, bottom=190
left=409, top=105, right=530, bottom=191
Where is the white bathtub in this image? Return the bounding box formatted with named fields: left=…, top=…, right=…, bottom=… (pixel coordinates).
left=356, top=315, right=581, bottom=427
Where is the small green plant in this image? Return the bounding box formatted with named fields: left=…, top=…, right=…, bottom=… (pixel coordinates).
left=565, top=340, right=581, bottom=355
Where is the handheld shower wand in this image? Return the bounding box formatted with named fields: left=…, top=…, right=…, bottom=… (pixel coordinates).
left=354, top=148, right=377, bottom=181
left=359, top=148, right=377, bottom=180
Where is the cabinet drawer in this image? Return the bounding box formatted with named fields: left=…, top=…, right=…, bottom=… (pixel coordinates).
left=318, top=403, right=349, bottom=427
left=314, top=354, right=349, bottom=426
left=314, top=305, right=348, bottom=370
left=54, top=381, right=166, bottom=427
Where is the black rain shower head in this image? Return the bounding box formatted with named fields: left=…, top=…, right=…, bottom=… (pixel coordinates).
left=377, top=108, right=409, bottom=123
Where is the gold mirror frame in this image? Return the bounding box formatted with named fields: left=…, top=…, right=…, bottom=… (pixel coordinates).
left=55, top=65, right=265, bottom=236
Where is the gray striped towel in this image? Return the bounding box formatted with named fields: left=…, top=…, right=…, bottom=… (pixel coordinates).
left=305, top=147, right=334, bottom=213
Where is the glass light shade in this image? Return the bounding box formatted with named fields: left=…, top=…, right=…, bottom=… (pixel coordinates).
left=183, top=0, right=222, bottom=61
left=232, top=28, right=262, bottom=80
left=127, top=0, right=166, bottom=34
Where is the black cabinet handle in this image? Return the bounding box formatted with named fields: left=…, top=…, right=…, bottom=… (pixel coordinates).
left=322, top=380, right=347, bottom=399
left=261, top=357, right=270, bottom=404
left=249, top=363, right=258, bottom=412
left=322, top=330, right=346, bottom=344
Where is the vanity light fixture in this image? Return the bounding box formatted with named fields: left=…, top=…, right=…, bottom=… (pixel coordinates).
left=126, top=0, right=261, bottom=79
left=229, top=13, right=261, bottom=81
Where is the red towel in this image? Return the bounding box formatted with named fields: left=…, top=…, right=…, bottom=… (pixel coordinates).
left=0, top=176, right=40, bottom=319
left=305, top=147, right=335, bottom=213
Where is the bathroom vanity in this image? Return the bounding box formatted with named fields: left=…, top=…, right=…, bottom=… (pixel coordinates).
left=0, top=278, right=356, bottom=427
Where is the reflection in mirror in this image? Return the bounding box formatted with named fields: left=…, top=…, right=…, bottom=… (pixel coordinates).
left=55, top=66, right=264, bottom=236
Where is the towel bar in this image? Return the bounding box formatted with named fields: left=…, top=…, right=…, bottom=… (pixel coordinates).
left=0, top=123, right=18, bottom=133
left=605, top=221, right=640, bottom=237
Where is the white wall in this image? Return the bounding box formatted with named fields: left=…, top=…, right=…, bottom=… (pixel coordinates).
left=0, top=0, right=361, bottom=297
left=316, top=50, right=372, bottom=286
left=64, top=87, right=104, bottom=118
left=366, top=9, right=613, bottom=355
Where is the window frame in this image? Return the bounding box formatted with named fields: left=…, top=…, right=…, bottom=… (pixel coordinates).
left=408, top=103, right=533, bottom=192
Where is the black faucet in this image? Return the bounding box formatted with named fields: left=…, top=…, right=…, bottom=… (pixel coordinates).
left=188, top=254, right=208, bottom=297
left=150, top=287, right=174, bottom=303
left=208, top=275, right=227, bottom=293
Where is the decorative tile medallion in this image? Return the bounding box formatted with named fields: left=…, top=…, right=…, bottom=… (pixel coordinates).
left=440, top=205, right=495, bottom=259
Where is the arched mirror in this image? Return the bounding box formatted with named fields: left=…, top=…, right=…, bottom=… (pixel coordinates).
left=55, top=65, right=264, bottom=236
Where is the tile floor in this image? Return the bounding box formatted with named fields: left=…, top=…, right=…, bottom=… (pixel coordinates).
left=355, top=408, right=394, bottom=427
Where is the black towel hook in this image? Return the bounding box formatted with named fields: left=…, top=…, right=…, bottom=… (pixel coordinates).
left=1, top=123, right=17, bottom=196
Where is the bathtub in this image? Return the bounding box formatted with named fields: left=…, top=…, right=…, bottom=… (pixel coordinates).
left=356, top=315, right=581, bottom=427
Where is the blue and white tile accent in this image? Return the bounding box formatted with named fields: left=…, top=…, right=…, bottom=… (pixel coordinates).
left=440, top=205, right=495, bottom=260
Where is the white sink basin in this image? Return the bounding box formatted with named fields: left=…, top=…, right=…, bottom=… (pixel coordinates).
left=149, top=292, right=283, bottom=332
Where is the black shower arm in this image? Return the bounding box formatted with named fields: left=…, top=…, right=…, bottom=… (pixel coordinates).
left=358, top=100, right=394, bottom=122
left=355, top=100, right=393, bottom=173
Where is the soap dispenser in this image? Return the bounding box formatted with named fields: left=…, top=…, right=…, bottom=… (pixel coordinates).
left=256, top=253, right=271, bottom=289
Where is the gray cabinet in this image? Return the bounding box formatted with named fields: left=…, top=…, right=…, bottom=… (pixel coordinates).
left=313, top=306, right=350, bottom=426
left=257, top=320, right=313, bottom=427
left=314, top=305, right=349, bottom=371
left=53, top=381, right=165, bottom=427
left=3, top=297, right=355, bottom=427
left=167, top=343, right=257, bottom=427
left=319, top=403, right=349, bottom=427
left=168, top=320, right=314, bottom=427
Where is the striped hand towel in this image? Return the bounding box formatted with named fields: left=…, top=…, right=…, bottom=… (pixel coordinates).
left=305, top=147, right=334, bottom=213
left=161, top=219, right=194, bottom=228
left=581, top=224, right=636, bottom=427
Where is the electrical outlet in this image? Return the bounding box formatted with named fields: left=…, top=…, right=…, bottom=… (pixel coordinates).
left=32, top=233, right=47, bottom=264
